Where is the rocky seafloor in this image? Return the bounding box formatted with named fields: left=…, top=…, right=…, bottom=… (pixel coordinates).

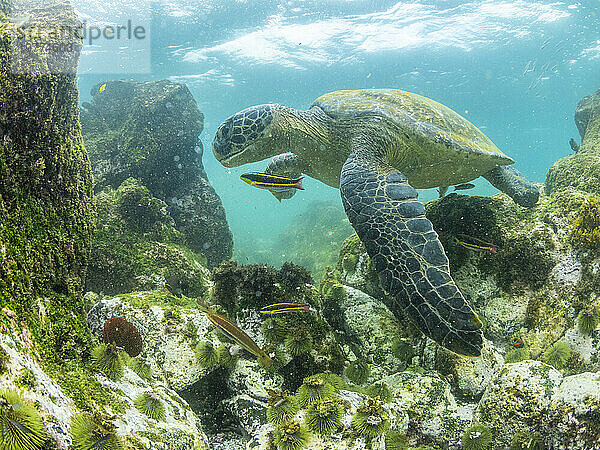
left=1, top=2, right=600, bottom=449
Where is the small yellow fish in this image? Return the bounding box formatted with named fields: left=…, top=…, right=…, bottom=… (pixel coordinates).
left=260, top=302, right=310, bottom=314
left=205, top=311, right=272, bottom=367
left=241, top=172, right=304, bottom=191
left=98, top=83, right=107, bottom=93
left=455, top=234, right=497, bottom=254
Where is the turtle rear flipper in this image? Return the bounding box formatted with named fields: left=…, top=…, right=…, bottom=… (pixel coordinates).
left=340, top=153, right=483, bottom=357
left=483, top=165, right=539, bottom=207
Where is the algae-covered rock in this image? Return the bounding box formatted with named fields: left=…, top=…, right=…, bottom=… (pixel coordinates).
left=0, top=0, right=94, bottom=361
left=87, top=291, right=208, bottom=391
left=477, top=361, right=562, bottom=446
left=546, top=88, right=600, bottom=196
left=476, top=360, right=600, bottom=449
left=86, top=178, right=211, bottom=297
left=433, top=340, right=504, bottom=401
left=385, top=371, right=473, bottom=448
left=81, top=78, right=232, bottom=266
left=323, top=284, right=412, bottom=376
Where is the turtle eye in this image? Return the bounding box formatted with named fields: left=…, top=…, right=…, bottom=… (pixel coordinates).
left=217, top=120, right=232, bottom=140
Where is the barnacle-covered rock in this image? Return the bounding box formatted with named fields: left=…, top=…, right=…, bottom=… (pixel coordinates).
left=476, top=360, right=600, bottom=448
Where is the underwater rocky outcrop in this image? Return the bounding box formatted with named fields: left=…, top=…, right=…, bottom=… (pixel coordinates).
left=316, top=91, right=600, bottom=448
left=85, top=177, right=211, bottom=297
left=0, top=0, right=94, bottom=362
left=546, top=88, right=600, bottom=196
left=80, top=78, right=233, bottom=267
left=0, top=2, right=211, bottom=448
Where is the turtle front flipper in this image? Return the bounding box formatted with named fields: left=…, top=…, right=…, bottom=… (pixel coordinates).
left=265, top=153, right=303, bottom=201
left=340, top=153, right=483, bottom=357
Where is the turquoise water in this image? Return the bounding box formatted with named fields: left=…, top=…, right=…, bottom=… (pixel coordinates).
left=77, top=0, right=599, bottom=268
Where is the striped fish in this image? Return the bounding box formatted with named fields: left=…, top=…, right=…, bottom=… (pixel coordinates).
left=240, top=172, right=304, bottom=192
left=205, top=312, right=272, bottom=368
left=455, top=234, right=497, bottom=254
left=259, top=303, right=310, bottom=314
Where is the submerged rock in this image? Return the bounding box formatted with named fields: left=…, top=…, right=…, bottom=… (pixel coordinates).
left=546, top=88, right=600, bottom=196
left=0, top=0, right=94, bottom=360
left=86, top=178, right=211, bottom=297
left=81, top=78, right=232, bottom=266
left=477, top=360, right=600, bottom=449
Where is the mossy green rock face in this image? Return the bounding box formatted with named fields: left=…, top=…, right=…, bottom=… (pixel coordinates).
left=546, top=89, right=600, bottom=196
left=80, top=79, right=232, bottom=266
left=86, top=178, right=210, bottom=297
left=0, top=2, right=94, bottom=361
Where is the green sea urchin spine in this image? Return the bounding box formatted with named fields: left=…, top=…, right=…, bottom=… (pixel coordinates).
left=266, top=390, right=299, bottom=426
left=505, top=348, right=530, bottom=363
left=272, top=422, right=309, bottom=450
left=345, top=360, right=371, bottom=385
left=577, top=306, right=599, bottom=336
left=314, top=372, right=345, bottom=391
left=304, top=399, right=343, bottom=435
left=391, top=338, right=415, bottom=361
left=461, top=423, right=492, bottom=450
left=70, top=413, right=124, bottom=450
left=128, top=357, right=152, bottom=380
left=216, top=344, right=238, bottom=369
left=0, top=390, right=46, bottom=450
left=284, top=328, right=313, bottom=356
left=195, top=341, right=219, bottom=367
left=510, top=431, right=545, bottom=450
left=295, top=375, right=336, bottom=408
left=384, top=430, right=409, bottom=450
left=542, top=342, right=571, bottom=370
left=262, top=318, right=287, bottom=344
left=90, top=343, right=127, bottom=380
left=134, top=392, right=165, bottom=421
left=351, top=398, right=389, bottom=438
left=267, top=400, right=299, bottom=426
left=366, top=381, right=393, bottom=403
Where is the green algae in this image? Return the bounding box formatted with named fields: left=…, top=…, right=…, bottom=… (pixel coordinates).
left=570, top=197, right=600, bottom=249
left=87, top=180, right=209, bottom=297
left=15, top=368, right=36, bottom=389
left=0, top=5, right=113, bottom=420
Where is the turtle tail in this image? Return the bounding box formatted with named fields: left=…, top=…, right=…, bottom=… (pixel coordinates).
left=340, top=152, right=483, bottom=357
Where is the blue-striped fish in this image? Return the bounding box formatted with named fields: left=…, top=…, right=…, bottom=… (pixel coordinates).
left=259, top=303, right=310, bottom=314
left=241, top=172, right=304, bottom=192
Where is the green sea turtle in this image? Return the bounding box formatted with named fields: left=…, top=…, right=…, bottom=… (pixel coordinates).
left=213, top=89, right=539, bottom=357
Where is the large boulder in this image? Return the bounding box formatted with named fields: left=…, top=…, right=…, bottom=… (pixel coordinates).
left=546, top=88, right=600, bottom=195
left=85, top=178, right=211, bottom=297
left=0, top=0, right=94, bottom=363
left=80, top=78, right=232, bottom=266
left=476, top=361, right=600, bottom=449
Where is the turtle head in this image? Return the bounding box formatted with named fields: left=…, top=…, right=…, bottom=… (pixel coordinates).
left=213, top=104, right=287, bottom=167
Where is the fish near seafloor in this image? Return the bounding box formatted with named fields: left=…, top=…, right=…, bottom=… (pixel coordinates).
left=240, top=172, right=304, bottom=192
left=205, top=312, right=272, bottom=367
left=455, top=234, right=498, bottom=254
left=453, top=183, right=475, bottom=191
left=259, top=302, right=310, bottom=314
